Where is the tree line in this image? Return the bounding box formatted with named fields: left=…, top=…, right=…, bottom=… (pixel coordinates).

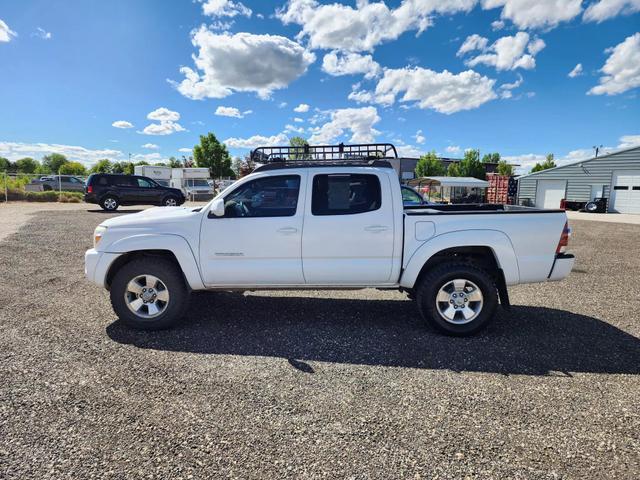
left=0, top=132, right=238, bottom=178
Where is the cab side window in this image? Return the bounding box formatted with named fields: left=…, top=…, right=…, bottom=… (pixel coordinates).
left=137, top=178, right=154, bottom=188
left=223, top=175, right=300, bottom=218
left=312, top=174, right=381, bottom=216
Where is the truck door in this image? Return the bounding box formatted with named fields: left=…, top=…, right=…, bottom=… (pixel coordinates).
left=199, top=173, right=306, bottom=286
left=134, top=177, right=163, bottom=203
left=302, top=171, right=395, bottom=284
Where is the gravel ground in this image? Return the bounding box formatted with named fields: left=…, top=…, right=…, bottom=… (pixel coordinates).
left=0, top=209, right=639, bottom=479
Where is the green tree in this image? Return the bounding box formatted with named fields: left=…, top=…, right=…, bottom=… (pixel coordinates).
left=415, top=151, right=445, bottom=177
left=59, top=161, right=87, bottom=175
left=289, top=136, right=310, bottom=160
left=447, top=162, right=463, bottom=177
left=496, top=160, right=514, bottom=176
left=90, top=159, right=113, bottom=173
left=112, top=161, right=134, bottom=175
left=168, top=156, right=182, bottom=168
left=194, top=132, right=233, bottom=177
left=456, top=149, right=486, bottom=179
left=42, top=153, right=69, bottom=173
left=15, top=157, right=39, bottom=174
left=482, top=152, right=501, bottom=163
left=0, top=157, right=15, bottom=173
left=531, top=153, right=556, bottom=173
left=232, top=157, right=244, bottom=176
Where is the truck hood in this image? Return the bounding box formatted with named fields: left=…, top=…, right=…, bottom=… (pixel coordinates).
left=100, top=206, right=202, bottom=229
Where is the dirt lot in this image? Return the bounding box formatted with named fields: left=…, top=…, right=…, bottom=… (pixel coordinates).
left=1, top=204, right=639, bottom=479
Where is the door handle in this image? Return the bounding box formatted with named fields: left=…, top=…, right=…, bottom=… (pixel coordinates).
left=364, top=225, right=390, bottom=233
left=277, top=227, right=299, bottom=235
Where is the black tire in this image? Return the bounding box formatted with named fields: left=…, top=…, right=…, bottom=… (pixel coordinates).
left=585, top=201, right=599, bottom=213
left=110, top=257, right=189, bottom=330
left=415, top=262, right=498, bottom=336
left=162, top=195, right=179, bottom=207
left=100, top=195, right=119, bottom=211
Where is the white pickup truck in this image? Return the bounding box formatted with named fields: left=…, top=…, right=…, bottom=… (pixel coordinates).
left=85, top=144, right=574, bottom=336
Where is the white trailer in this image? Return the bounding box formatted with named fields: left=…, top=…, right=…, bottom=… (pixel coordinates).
left=134, top=165, right=172, bottom=187
left=170, top=168, right=214, bottom=200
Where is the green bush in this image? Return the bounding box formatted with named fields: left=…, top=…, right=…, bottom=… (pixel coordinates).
left=1, top=188, right=83, bottom=203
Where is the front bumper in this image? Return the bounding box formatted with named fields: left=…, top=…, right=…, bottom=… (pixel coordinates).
left=548, top=253, right=575, bottom=281
left=85, top=248, right=120, bottom=288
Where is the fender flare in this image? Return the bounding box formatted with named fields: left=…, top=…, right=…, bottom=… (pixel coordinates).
left=106, top=234, right=205, bottom=290
left=399, top=229, right=520, bottom=288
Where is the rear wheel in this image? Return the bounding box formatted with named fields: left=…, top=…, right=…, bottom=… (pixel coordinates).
left=100, top=196, right=119, bottom=211
left=416, top=262, right=498, bottom=336
left=110, top=257, right=189, bottom=330
left=585, top=201, right=599, bottom=213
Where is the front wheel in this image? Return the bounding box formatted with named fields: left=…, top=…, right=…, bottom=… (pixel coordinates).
left=416, top=262, right=498, bottom=336
left=585, top=201, right=599, bottom=213
left=110, top=257, right=189, bottom=330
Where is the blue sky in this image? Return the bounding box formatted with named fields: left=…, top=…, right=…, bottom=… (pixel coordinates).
left=1, top=0, right=639, bottom=172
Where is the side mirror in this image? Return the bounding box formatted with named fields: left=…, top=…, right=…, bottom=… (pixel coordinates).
left=210, top=198, right=225, bottom=217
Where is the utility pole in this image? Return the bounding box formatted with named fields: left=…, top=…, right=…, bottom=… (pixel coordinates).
left=593, top=145, right=603, bottom=157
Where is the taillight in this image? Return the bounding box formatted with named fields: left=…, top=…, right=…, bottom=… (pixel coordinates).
left=87, top=185, right=93, bottom=193
left=556, top=221, right=571, bottom=254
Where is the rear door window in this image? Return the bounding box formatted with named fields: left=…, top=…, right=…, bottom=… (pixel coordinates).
left=312, top=174, right=381, bottom=216
left=112, top=176, right=135, bottom=187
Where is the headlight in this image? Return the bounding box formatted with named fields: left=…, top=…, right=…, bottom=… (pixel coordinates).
left=94, top=226, right=107, bottom=248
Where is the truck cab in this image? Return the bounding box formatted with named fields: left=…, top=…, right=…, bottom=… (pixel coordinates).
left=85, top=143, right=574, bottom=336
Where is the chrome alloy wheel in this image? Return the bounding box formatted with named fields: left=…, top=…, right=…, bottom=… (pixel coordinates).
left=104, top=198, right=117, bottom=210
left=435, top=278, right=484, bottom=325
left=165, top=197, right=177, bottom=206
left=124, top=274, right=170, bottom=319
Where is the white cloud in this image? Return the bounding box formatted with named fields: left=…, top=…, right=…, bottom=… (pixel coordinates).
left=414, top=129, right=426, bottom=144
left=322, top=51, right=381, bottom=79
left=481, top=0, right=583, bottom=29
left=278, top=102, right=288, bottom=108
left=142, top=143, right=159, bottom=149
left=224, top=133, right=289, bottom=149
left=174, top=28, right=315, bottom=100
left=370, top=67, right=497, bottom=114
left=147, top=107, right=180, bottom=122
left=396, top=144, right=424, bottom=157
left=131, top=152, right=163, bottom=163
left=178, top=148, right=193, bottom=153
left=215, top=106, right=246, bottom=118
left=201, top=0, right=252, bottom=17
left=457, top=34, right=489, bottom=56
left=276, top=0, right=476, bottom=52
left=139, top=122, right=186, bottom=136
left=308, top=107, right=381, bottom=144
left=446, top=145, right=462, bottom=154
left=34, top=27, right=52, bottom=40
left=139, top=108, right=186, bottom=136
left=0, top=141, right=122, bottom=167
left=588, top=33, right=640, bottom=95
left=348, top=89, right=375, bottom=104
left=499, top=73, right=523, bottom=98
left=293, top=117, right=304, bottom=122
left=0, top=19, right=17, bottom=42
left=618, top=134, right=640, bottom=148
left=112, top=120, right=134, bottom=129
left=284, top=124, right=305, bottom=134
left=568, top=63, right=583, bottom=78
left=584, top=0, right=640, bottom=22
left=463, top=32, right=545, bottom=71
left=491, top=19, right=505, bottom=30
left=293, top=103, right=310, bottom=113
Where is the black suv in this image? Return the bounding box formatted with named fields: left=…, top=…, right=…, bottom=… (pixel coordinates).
left=85, top=174, right=186, bottom=211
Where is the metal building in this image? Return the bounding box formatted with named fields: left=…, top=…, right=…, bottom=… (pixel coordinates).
left=516, top=145, right=640, bottom=214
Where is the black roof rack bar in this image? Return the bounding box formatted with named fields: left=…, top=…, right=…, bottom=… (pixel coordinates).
left=253, top=159, right=393, bottom=172
left=251, top=143, right=398, bottom=163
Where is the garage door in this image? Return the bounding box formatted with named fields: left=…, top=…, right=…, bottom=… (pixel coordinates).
left=535, top=180, right=566, bottom=209
left=610, top=171, right=640, bottom=214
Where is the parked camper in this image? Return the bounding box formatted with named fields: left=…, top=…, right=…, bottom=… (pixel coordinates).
left=134, top=165, right=172, bottom=187
left=170, top=168, right=214, bottom=200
